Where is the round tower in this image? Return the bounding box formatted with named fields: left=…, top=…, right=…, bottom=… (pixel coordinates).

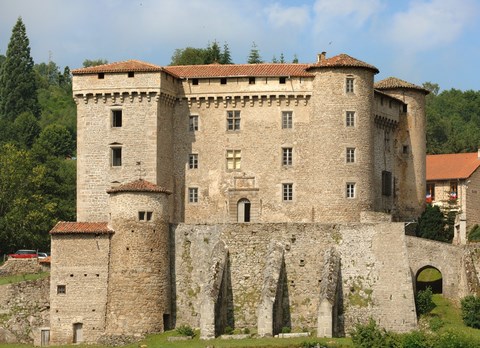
left=307, top=53, right=379, bottom=222
left=104, top=179, right=172, bottom=336
left=375, top=77, right=428, bottom=220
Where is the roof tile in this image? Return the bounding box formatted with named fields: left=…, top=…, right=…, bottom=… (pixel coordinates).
left=106, top=179, right=172, bottom=194
left=72, top=60, right=163, bottom=75
left=427, top=152, right=480, bottom=181
left=307, top=54, right=379, bottom=74
left=375, top=77, right=429, bottom=94
left=50, top=222, right=113, bottom=235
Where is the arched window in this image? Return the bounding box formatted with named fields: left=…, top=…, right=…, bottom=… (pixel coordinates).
left=237, top=198, right=251, bottom=222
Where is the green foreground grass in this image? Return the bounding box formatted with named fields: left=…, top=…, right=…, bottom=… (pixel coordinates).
left=0, top=272, right=49, bottom=286
left=417, top=268, right=442, bottom=282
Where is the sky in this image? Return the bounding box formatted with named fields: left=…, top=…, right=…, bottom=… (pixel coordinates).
left=1, top=0, right=479, bottom=91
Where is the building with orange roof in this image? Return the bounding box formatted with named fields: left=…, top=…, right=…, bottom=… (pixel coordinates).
left=426, top=151, right=480, bottom=243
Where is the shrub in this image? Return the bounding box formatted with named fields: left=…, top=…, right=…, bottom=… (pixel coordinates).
left=434, top=330, right=480, bottom=348
left=281, top=326, right=291, bottom=333
left=176, top=324, right=194, bottom=337
left=402, top=330, right=432, bottom=348
left=461, top=295, right=480, bottom=329
left=350, top=318, right=401, bottom=348
left=224, top=325, right=233, bottom=335
left=416, top=287, right=435, bottom=316
left=428, top=316, right=444, bottom=332
left=468, top=225, right=480, bottom=242
left=243, top=327, right=250, bottom=334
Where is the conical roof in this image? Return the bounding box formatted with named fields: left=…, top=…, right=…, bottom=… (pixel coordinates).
left=375, top=77, right=429, bottom=94
left=106, top=179, right=172, bottom=194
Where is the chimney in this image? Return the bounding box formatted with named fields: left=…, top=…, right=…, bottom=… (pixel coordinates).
left=317, top=52, right=326, bottom=63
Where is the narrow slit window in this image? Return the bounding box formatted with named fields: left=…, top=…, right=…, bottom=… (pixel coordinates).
left=111, top=147, right=122, bottom=167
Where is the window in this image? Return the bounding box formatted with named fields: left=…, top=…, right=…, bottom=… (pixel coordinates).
left=249, top=77, right=255, bottom=84
left=382, top=171, right=392, bottom=196
left=346, top=111, right=355, bottom=127
left=138, top=211, right=153, bottom=221
left=449, top=182, right=458, bottom=200
left=112, top=110, right=122, bottom=127
left=426, top=183, right=435, bottom=202
left=346, top=77, right=354, bottom=93
left=282, top=111, right=293, bottom=129
left=403, top=145, right=409, bottom=154
left=98, top=73, right=104, bottom=79
left=346, top=183, right=356, bottom=198
left=188, top=187, right=198, bottom=203
left=346, top=148, right=356, bottom=163
left=220, top=78, right=227, bottom=85
left=192, top=78, right=199, bottom=85
left=227, top=111, right=241, bottom=131
left=283, top=183, right=293, bottom=201
left=111, top=147, right=122, bottom=167
left=128, top=71, right=134, bottom=78
left=189, top=154, right=198, bottom=169
left=226, top=150, right=241, bottom=170
left=189, top=115, right=198, bottom=131
left=57, top=285, right=66, bottom=294
left=282, top=147, right=293, bottom=166
left=279, top=77, right=286, bottom=84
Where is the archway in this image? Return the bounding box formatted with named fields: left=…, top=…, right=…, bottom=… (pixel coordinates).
left=415, top=266, right=443, bottom=294
left=237, top=198, right=251, bottom=222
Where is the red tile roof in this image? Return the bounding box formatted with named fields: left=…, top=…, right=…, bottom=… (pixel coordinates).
left=72, top=60, right=163, bottom=75
left=50, top=222, right=113, bottom=234
left=427, top=152, right=480, bottom=181
left=375, top=77, right=429, bottom=94
left=164, top=63, right=313, bottom=78
left=106, top=179, right=172, bottom=194
left=307, top=54, right=379, bottom=74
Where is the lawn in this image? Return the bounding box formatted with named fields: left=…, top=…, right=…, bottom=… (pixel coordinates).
left=0, top=272, right=49, bottom=286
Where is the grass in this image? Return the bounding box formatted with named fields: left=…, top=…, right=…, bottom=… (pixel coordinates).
left=417, top=268, right=442, bottom=282
left=0, top=272, right=49, bottom=286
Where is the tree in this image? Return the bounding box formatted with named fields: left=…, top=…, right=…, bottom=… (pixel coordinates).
left=416, top=205, right=453, bottom=242
left=292, top=54, right=299, bottom=63
left=170, top=47, right=207, bottom=65
left=0, top=17, right=40, bottom=122
left=279, top=53, right=285, bottom=63
left=32, top=124, right=74, bottom=160
left=82, top=59, right=108, bottom=68
left=220, top=42, right=233, bottom=64
left=205, top=40, right=221, bottom=64
left=13, top=111, right=40, bottom=148
left=247, top=42, right=262, bottom=64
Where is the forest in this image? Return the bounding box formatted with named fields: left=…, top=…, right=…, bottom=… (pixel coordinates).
left=0, top=18, right=479, bottom=253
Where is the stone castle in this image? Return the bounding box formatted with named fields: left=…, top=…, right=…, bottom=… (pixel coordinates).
left=47, top=52, right=480, bottom=344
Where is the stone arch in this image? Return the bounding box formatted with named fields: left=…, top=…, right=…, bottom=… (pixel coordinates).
left=237, top=198, right=251, bottom=222
left=415, top=265, right=443, bottom=294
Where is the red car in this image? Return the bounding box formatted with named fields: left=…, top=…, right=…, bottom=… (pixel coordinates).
left=8, top=250, right=38, bottom=258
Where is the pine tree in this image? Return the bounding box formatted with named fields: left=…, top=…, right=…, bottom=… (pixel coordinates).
left=292, top=54, right=299, bottom=63
left=247, top=42, right=263, bottom=64
left=0, top=17, right=40, bottom=122
left=279, top=53, right=285, bottom=63
left=205, top=40, right=221, bottom=64
left=220, top=42, right=233, bottom=64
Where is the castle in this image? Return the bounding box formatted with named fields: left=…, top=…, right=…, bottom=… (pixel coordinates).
left=47, top=52, right=477, bottom=344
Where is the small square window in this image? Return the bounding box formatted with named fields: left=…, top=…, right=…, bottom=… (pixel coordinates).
left=279, top=77, right=286, bottom=84
left=192, top=78, right=199, bottom=85
left=283, top=183, right=293, bottom=201
left=227, top=111, right=241, bottom=131
left=112, top=110, right=122, bottom=127
left=282, top=111, right=292, bottom=129
left=249, top=77, right=256, bottom=84
left=346, top=183, right=356, bottom=198
left=346, top=111, right=355, bottom=127
left=346, top=148, right=356, bottom=163
left=111, top=147, right=122, bottom=167
left=139, top=211, right=145, bottom=220
left=346, top=77, right=354, bottom=93
left=282, top=147, right=293, bottom=166
left=189, top=115, right=198, bottom=131
left=226, top=150, right=241, bottom=170
left=128, top=71, right=134, bottom=78
left=403, top=145, right=409, bottom=154
left=138, top=211, right=153, bottom=221
left=146, top=212, right=153, bottom=220
left=189, top=154, right=198, bottom=169
left=188, top=188, right=198, bottom=203
left=57, top=285, right=66, bottom=294
left=98, top=73, right=104, bottom=79
left=220, top=78, right=227, bottom=85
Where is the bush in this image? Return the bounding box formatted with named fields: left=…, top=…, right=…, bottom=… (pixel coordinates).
left=416, top=205, right=453, bottom=242
left=281, top=326, right=291, bottom=333
left=434, top=330, right=480, bottom=348
left=428, top=316, right=444, bottom=332
left=224, top=325, right=233, bottom=335
left=176, top=324, right=194, bottom=337
left=461, top=295, right=480, bottom=329
left=402, top=330, right=432, bottom=348
left=350, top=319, right=401, bottom=348
left=468, top=225, right=480, bottom=242
left=416, top=287, right=435, bottom=316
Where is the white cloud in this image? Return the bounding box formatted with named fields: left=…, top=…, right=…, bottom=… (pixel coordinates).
left=388, top=0, right=478, bottom=52
left=313, top=0, right=383, bottom=28
left=264, top=3, right=310, bottom=30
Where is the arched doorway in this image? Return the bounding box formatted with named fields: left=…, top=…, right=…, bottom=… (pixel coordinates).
left=237, top=198, right=251, bottom=222
left=415, top=266, right=443, bottom=294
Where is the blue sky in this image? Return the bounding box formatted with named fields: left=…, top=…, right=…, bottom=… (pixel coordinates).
left=1, top=0, right=479, bottom=91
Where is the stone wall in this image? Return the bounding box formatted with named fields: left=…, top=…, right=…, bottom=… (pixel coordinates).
left=172, top=222, right=417, bottom=335
left=0, top=258, right=43, bottom=276
left=0, top=277, right=50, bottom=343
